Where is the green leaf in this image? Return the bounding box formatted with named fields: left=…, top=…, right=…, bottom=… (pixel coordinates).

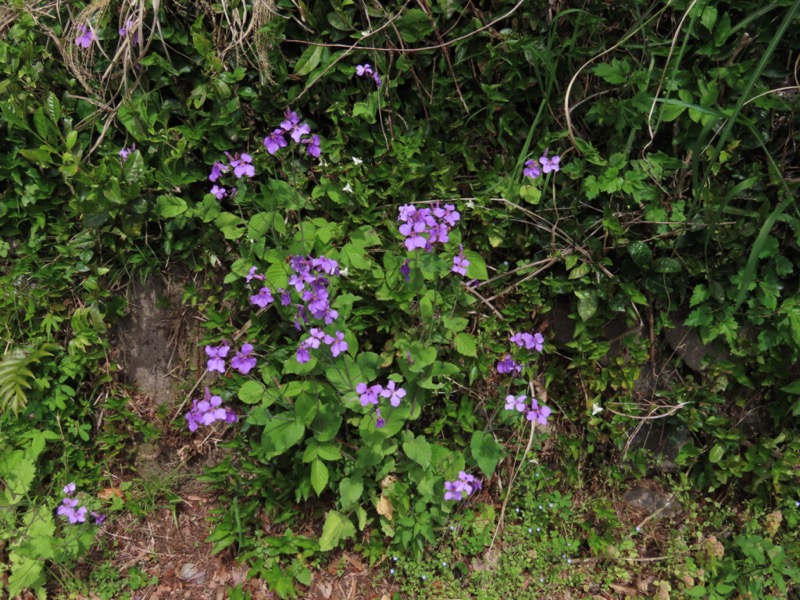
left=700, top=4, right=718, bottom=31
left=627, top=241, right=652, bottom=268
left=33, top=107, right=49, bottom=139
left=465, top=250, right=488, bottom=280
left=652, top=257, right=682, bottom=273
left=402, top=432, right=432, bottom=469
left=325, top=357, right=363, bottom=394
left=780, top=380, right=800, bottom=395
left=397, top=8, right=434, bottom=42
left=690, top=285, right=709, bottom=307
left=454, top=332, right=478, bottom=357
left=317, top=443, right=342, bottom=461
left=319, top=511, right=355, bottom=551
left=576, top=290, right=598, bottom=321
left=294, top=44, right=324, bottom=77
left=593, top=59, right=630, bottom=84
left=470, top=430, right=504, bottom=478
left=442, top=316, right=468, bottom=333
left=260, top=415, right=305, bottom=459
left=238, top=380, right=266, bottom=404
left=310, top=459, right=329, bottom=495
left=708, top=444, right=725, bottom=464
left=65, top=130, right=78, bottom=151
left=46, top=92, right=61, bottom=123
left=339, top=477, right=363, bottom=509
left=156, top=195, right=188, bottom=218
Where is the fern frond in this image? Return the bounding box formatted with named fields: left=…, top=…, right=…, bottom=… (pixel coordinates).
left=0, top=347, right=51, bottom=416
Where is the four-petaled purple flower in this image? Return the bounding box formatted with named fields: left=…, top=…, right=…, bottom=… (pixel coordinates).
left=75, top=24, right=95, bottom=48
left=205, top=342, right=230, bottom=373
left=324, top=331, right=348, bottom=357
left=280, top=109, right=312, bottom=143
left=210, top=185, right=226, bottom=199
left=263, top=128, right=288, bottom=155
left=63, top=482, right=76, bottom=495
left=209, top=161, right=229, bottom=182
left=356, top=382, right=383, bottom=406
left=510, top=331, right=544, bottom=352
left=539, top=152, right=560, bottom=173
left=381, top=381, right=406, bottom=407
left=526, top=398, right=552, bottom=426
left=504, top=394, right=527, bottom=412
left=186, top=387, right=236, bottom=431
left=226, top=152, right=255, bottom=178
left=356, top=64, right=374, bottom=77
left=231, top=343, right=257, bottom=375
left=250, top=286, right=274, bottom=308
left=523, top=159, right=541, bottom=179
left=452, top=245, right=470, bottom=277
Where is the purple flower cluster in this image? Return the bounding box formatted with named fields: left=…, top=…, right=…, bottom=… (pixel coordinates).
left=296, top=328, right=348, bottom=363
left=57, top=483, right=103, bottom=525
left=398, top=203, right=460, bottom=252
left=206, top=151, right=252, bottom=198
left=444, top=471, right=481, bottom=501
left=355, top=63, right=382, bottom=88
left=185, top=387, right=237, bottom=431
left=356, top=380, right=407, bottom=428
left=504, top=393, right=552, bottom=425
left=287, top=254, right=341, bottom=328
left=524, top=150, right=561, bottom=179
left=263, top=109, right=321, bottom=157
left=510, top=331, right=545, bottom=352
left=75, top=24, right=95, bottom=48
left=205, top=341, right=257, bottom=375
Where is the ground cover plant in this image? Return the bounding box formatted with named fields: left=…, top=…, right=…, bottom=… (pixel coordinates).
left=1, top=0, right=799, bottom=598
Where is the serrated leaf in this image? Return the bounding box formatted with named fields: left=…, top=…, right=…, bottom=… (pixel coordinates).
left=339, top=477, right=363, bottom=508
left=454, top=332, right=478, bottom=357
left=464, top=250, right=488, bottom=280
left=593, top=59, right=630, bottom=84
left=238, top=380, right=266, bottom=404
left=690, top=284, right=709, bottom=307
left=310, top=459, right=329, bottom=495
left=156, top=195, right=188, bottom=218
left=402, top=433, right=432, bottom=468
left=317, top=443, right=342, bottom=461
left=319, top=510, right=355, bottom=551
left=471, top=430, right=504, bottom=478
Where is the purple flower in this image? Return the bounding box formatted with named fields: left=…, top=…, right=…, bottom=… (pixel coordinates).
left=397, top=203, right=460, bottom=253
left=75, top=24, right=94, bottom=48
left=118, top=19, right=140, bottom=45
left=523, top=159, right=541, bottom=179
left=91, top=511, right=106, bottom=525
left=444, top=471, right=481, bottom=501
left=375, top=408, right=385, bottom=429
left=306, top=327, right=326, bottom=349
left=496, top=354, right=522, bottom=374
left=210, top=185, right=226, bottom=199
left=278, top=288, right=292, bottom=306
left=510, top=332, right=544, bottom=352
left=356, top=382, right=383, bottom=406
left=373, top=72, right=382, bottom=87
left=381, top=381, right=406, bottom=407
left=280, top=109, right=300, bottom=132
left=356, top=64, right=374, bottom=77
left=539, top=152, right=561, bottom=173
left=63, top=482, right=76, bottom=495
left=245, top=266, right=264, bottom=283
left=526, top=398, right=552, bottom=426
left=296, top=343, right=311, bottom=364
left=209, top=161, right=229, bottom=182
left=263, top=129, right=288, bottom=155
left=505, top=394, right=527, bottom=412
left=250, top=287, right=274, bottom=308
left=452, top=245, right=470, bottom=277
left=302, top=135, right=321, bottom=158
left=205, top=342, right=230, bottom=373
left=119, top=144, right=136, bottom=160
left=280, top=109, right=311, bottom=143
left=400, top=259, right=411, bottom=282
left=226, top=152, right=255, bottom=178
left=231, top=343, right=256, bottom=375
left=324, top=331, right=348, bottom=357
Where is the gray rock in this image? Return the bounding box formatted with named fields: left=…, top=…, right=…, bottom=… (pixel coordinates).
left=621, top=482, right=680, bottom=519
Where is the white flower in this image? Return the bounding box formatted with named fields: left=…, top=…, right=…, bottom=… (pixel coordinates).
left=352, top=157, right=363, bottom=165
left=465, top=199, right=475, bottom=208
left=592, top=402, right=603, bottom=415
left=340, top=267, right=349, bottom=277
left=343, top=183, right=353, bottom=193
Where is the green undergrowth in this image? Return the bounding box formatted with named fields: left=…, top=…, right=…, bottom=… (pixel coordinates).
left=1, top=0, right=799, bottom=598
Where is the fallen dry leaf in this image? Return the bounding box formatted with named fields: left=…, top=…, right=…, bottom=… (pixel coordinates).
left=98, top=487, right=124, bottom=500
left=377, top=494, right=393, bottom=521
